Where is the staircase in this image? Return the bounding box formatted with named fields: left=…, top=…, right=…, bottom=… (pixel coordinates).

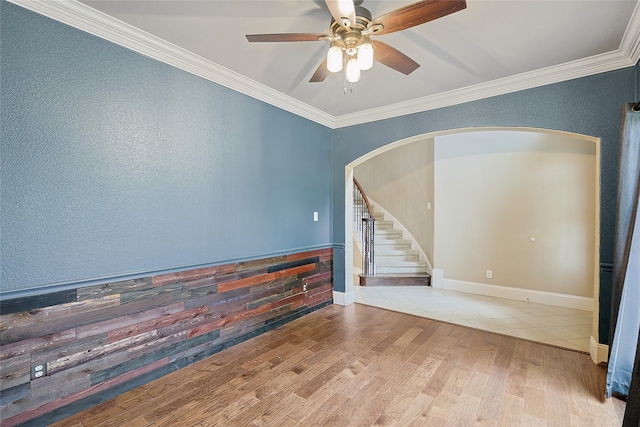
left=354, top=200, right=430, bottom=286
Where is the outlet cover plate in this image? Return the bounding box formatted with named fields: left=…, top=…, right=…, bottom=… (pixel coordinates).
left=31, top=363, right=47, bottom=380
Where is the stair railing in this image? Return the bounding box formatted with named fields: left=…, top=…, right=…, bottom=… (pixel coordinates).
left=353, top=178, right=375, bottom=276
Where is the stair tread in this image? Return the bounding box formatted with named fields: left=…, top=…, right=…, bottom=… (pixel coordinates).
left=355, top=206, right=430, bottom=276
left=376, top=253, right=419, bottom=257
left=376, top=254, right=422, bottom=259
left=377, top=269, right=429, bottom=274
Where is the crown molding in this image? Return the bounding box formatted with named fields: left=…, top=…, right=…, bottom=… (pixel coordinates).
left=334, top=49, right=638, bottom=128
left=6, top=0, right=336, bottom=128
left=8, top=0, right=640, bottom=130
left=335, top=0, right=640, bottom=128
left=623, top=0, right=640, bottom=65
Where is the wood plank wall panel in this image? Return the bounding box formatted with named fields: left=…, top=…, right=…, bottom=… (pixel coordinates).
left=0, top=248, right=333, bottom=427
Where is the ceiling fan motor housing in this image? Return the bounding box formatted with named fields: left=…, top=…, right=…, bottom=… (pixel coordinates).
left=330, top=5, right=373, bottom=55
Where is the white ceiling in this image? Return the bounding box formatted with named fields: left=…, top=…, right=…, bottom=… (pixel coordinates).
left=10, top=0, right=640, bottom=127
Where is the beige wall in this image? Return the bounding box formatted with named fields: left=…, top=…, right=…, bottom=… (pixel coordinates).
left=434, top=130, right=596, bottom=297
left=353, top=129, right=596, bottom=298
left=354, top=138, right=435, bottom=264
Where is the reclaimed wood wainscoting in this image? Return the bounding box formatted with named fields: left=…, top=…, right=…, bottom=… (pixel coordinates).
left=0, top=248, right=333, bottom=426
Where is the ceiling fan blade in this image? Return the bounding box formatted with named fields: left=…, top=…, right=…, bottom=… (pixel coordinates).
left=310, top=58, right=331, bottom=82
left=374, top=41, right=420, bottom=75
left=325, top=0, right=356, bottom=27
left=246, top=33, right=328, bottom=42
left=370, top=0, right=466, bottom=35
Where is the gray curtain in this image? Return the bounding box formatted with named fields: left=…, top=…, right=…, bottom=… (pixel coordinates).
left=606, top=102, right=640, bottom=399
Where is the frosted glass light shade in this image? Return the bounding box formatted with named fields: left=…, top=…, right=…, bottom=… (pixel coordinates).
left=327, top=46, right=343, bottom=73
left=357, top=41, right=373, bottom=70
left=346, top=57, right=361, bottom=83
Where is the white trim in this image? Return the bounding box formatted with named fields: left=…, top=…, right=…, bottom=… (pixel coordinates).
left=592, top=134, right=603, bottom=346
left=344, top=167, right=355, bottom=306
left=590, top=336, right=609, bottom=364
left=333, top=47, right=640, bottom=128
left=442, top=279, right=594, bottom=312
left=8, top=0, right=640, bottom=129
left=431, top=269, right=444, bottom=289
left=6, top=0, right=335, bottom=128
left=621, top=0, right=640, bottom=66
left=333, top=290, right=354, bottom=306
left=368, top=198, right=433, bottom=274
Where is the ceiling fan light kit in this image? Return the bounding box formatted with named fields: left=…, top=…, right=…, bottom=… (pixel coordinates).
left=346, top=56, right=362, bottom=83
left=246, top=0, right=467, bottom=85
left=327, top=43, right=343, bottom=72
left=357, top=39, right=374, bottom=71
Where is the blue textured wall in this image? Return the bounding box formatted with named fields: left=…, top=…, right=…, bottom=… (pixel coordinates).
left=332, top=67, right=636, bottom=344
left=1, top=0, right=637, bottom=328
left=1, top=3, right=332, bottom=293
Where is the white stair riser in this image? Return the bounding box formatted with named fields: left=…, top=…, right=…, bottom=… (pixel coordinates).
left=375, top=222, right=394, bottom=230
left=376, top=260, right=427, bottom=267
left=375, top=231, right=403, bottom=239
left=376, top=255, right=420, bottom=262
left=374, top=240, right=412, bottom=247
left=355, top=208, right=428, bottom=275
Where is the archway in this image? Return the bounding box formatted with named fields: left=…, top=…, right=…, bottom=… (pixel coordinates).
left=343, top=127, right=601, bottom=358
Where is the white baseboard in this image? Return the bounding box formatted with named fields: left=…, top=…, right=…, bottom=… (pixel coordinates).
left=431, top=269, right=444, bottom=289
left=590, top=336, right=609, bottom=364
left=333, top=290, right=355, bottom=306
left=442, top=279, right=594, bottom=311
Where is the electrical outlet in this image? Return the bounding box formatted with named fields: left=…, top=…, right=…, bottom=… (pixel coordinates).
left=486, top=270, right=493, bottom=279
left=31, top=363, right=47, bottom=380
left=303, top=283, right=307, bottom=292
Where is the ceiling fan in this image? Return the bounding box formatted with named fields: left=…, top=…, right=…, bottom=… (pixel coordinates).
left=246, top=0, right=467, bottom=84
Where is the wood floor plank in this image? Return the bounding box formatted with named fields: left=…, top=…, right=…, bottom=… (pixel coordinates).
left=396, top=392, right=435, bottom=426
left=425, top=390, right=461, bottom=424
left=506, top=356, right=529, bottom=399
left=474, top=361, right=509, bottom=423
left=374, top=359, right=440, bottom=424
left=525, top=341, right=548, bottom=394
left=446, top=392, right=482, bottom=425
left=475, top=332, right=500, bottom=374
left=247, top=391, right=304, bottom=426
left=334, top=375, right=388, bottom=426
left=286, top=375, right=343, bottom=424
left=523, top=385, right=547, bottom=421
left=302, top=391, right=350, bottom=425
left=47, top=304, right=624, bottom=427
left=422, top=351, right=461, bottom=397
left=496, top=392, right=525, bottom=426
left=292, top=351, right=352, bottom=399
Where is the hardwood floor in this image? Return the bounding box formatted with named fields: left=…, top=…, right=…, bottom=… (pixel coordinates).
left=51, top=303, right=626, bottom=426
